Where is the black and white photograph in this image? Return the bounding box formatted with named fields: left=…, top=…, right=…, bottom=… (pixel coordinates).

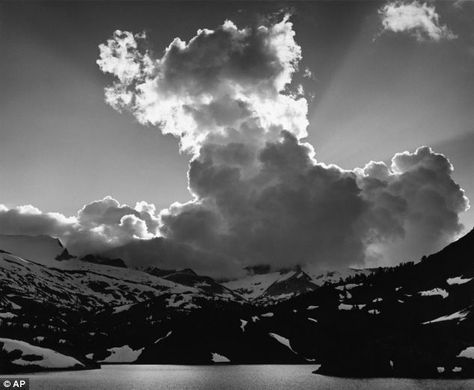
left=0, top=0, right=473, bottom=389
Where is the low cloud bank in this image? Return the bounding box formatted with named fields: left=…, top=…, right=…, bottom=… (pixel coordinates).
left=0, top=197, right=159, bottom=255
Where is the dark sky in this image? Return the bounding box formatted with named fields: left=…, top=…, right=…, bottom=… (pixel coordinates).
left=1, top=0, right=473, bottom=231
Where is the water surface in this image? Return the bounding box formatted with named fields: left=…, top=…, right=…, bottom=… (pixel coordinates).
left=13, top=365, right=474, bottom=390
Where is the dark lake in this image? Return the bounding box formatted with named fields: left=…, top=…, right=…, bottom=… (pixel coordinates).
left=10, top=364, right=474, bottom=390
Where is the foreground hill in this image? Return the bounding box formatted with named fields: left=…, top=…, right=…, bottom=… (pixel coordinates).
left=0, top=230, right=473, bottom=377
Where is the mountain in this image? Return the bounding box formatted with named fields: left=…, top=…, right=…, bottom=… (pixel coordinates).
left=1, top=231, right=473, bottom=377
left=282, top=229, right=474, bottom=377
left=222, top=267, right=320, bottom=305
left=80, top=254, right=126, bottom=268
left=0, top=234, right=66, bottom=266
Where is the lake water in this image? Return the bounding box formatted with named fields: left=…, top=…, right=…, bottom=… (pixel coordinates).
left=11, top=365, right=474, bottom=390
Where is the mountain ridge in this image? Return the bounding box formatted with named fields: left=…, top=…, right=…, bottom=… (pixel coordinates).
left=0, top=229, right=473, bottom=377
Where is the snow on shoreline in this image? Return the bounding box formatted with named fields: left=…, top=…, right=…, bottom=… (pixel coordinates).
left=211, top=352, right=230, bottom=363
left=457, top=346, right=474, bottom=359
left=0, top=338, right=84, bottom=369
left=99, top=345, right=144, bottom=363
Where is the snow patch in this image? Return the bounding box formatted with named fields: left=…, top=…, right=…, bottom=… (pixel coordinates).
left=457, top=346, right=474, bottom=359
left=336, top=283, right=361, bottom=291
left=154, top=331, right=172, bottom=344
left=437, top=367, right=445, bottom=373
left=211, top=352, right=230, bottom=363
left=419, top=288, right=449, bottom=299
left=447, top=276, right=472, bottom=285
left=453, top=366, right=462, bottom=373
left=338, top=303, right=365, bottom=311
left=0, top=312, right=16, bottom=319
left=338, top=303, right=352, bottom=311
left=308, top=317, right=318, bottom=323
left=268, top=333, right=296, bottom=354
left=240, top=319, right=248, bottom=332
left=261, top=312, right=274, bottom=318
left=166, top=294, right=199, bottom=310
left=307, top=305, right=319, bottom=310
left=269, top=292, right=294, bottom=301
left=9, top=301, right=21, bottom=310
left=0, top=337, right=84, bottom=369
left=100, top=345, right=144, bottom=363
left=112, top=303, right=134, bottom=314
left=422, top=309, right=469, bottom=324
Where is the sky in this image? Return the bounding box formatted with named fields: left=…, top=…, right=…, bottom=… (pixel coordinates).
left=0, top=1, right=473, bottom=276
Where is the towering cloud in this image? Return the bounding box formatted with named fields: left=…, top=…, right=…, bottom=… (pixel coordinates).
left=378, top=1, right=456, bottom=42
left=93, top=16, right=469, bottom=277
left=97, top=17, right=308, bottom=154
left=358, top=146, right=468, bottom=265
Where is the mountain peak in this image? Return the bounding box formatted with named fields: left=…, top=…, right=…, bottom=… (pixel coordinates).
left=177, top=268, right=198, bottom=276
left=0, top=234, right=65, bottom=266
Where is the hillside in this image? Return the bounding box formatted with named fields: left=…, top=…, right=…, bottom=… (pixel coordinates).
left=0, top=231, right=473, bottom=377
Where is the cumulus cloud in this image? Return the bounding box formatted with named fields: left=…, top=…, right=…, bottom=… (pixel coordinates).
left=97, top=16, right=308, bottom=154
left=379, top=1, right=456, bottom=42
left=357, top=146, right=469, bottom=265
left=93, top=16, right=470, bottom=277
left=159, top=132, right=369, bottom=271
left=0, top=196, right=160, bottom=255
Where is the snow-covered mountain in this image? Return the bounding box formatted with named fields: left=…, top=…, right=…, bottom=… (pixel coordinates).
left=0, top=246, right=247, bottom=314
left=1, top=230, right=474, bottom=377
left=222, top=267, right=319, bottom=305
left=222, top=266, right=375, bottom=305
